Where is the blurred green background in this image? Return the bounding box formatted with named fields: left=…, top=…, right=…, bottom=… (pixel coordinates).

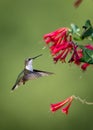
left=0, top=0, right=93, bottom=130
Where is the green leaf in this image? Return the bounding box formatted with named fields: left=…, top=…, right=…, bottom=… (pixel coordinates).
left=79, top=45, right=93, bottom=64
left=83, top=20, right=92, bottom=29
left=81, top=27, right=93, bottom=39
left=81, top=20, right=93, bottom=39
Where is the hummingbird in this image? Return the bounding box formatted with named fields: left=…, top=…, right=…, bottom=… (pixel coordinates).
left=12, top=54, right=54, bottom=91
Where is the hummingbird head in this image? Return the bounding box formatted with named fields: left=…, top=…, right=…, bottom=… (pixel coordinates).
left=25, top=54, right=42, bottom=71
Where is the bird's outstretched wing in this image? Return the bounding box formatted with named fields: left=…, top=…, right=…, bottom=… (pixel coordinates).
left=24, top=69, right=54, bottom=80
left=11, top=69, right=54, bottom=91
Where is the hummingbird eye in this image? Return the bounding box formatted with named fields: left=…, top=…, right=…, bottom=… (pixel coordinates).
left=28, top=58, right=31, bottom=61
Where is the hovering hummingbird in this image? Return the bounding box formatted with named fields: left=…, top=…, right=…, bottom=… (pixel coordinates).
left=12, top=54, right=54, bottom=91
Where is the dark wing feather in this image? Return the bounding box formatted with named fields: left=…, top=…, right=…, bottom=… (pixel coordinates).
left=33, top=69, right=54, bottom=76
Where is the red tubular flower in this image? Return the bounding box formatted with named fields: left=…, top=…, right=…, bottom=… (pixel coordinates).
left=44, top=27, right=69, bottom=44
left=68, top=44, right=81, bottom=65
left=62, top=101, right=72, bottom=114
left=81, top=63, right=90, bottom=71
left=50, top=96, right=74, bottom=115
left=85, top=44, right=93, bottom=50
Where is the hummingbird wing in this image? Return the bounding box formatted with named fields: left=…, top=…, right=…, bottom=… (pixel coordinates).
left=12, top=69, right=54, bottom=91
left=24, top=69, right=54, bottom=80
left=11, top=70, right=24, bottom=91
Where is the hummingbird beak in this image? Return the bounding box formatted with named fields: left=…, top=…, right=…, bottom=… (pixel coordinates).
left=32, top=54, right=43, bottom=60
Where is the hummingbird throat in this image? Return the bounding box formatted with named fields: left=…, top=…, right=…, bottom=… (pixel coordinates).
left=25, top=60, right=33, bottom=71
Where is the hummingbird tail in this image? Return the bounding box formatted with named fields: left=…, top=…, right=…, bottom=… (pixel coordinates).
left=11, top=84, right=19, bottom=91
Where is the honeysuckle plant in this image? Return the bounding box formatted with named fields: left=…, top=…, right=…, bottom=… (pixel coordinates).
left=43, top=19, right=93, bottom=115
left=43, top=20, right=93, bottom=71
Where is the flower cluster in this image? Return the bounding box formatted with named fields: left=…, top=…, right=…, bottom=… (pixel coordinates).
left=50, top=96, right=74, bottom=115
left=44, top=27, right=76, bottom=63
left=43, top=27, right=93, bottom=71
